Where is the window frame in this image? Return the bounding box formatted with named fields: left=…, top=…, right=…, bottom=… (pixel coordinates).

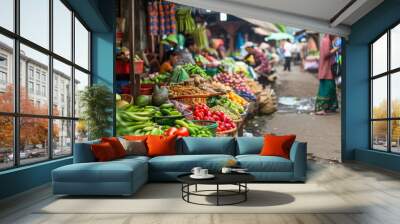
left=0, top=0, right=92, bottom=171
left=370, top=21, right=400, bottom=154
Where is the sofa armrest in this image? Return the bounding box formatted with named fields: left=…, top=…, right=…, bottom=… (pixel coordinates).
left=289, top=141, right=307, bottom=181
left=73, top=141, right=99, bottom=163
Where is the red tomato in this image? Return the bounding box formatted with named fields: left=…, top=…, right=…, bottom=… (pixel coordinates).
left=164, top=127, right=178, bottom=136
left=176, top=127, right=190, bottom=137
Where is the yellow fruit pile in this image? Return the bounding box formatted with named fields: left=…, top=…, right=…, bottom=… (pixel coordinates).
left=227, top=91, right=248, bottom=106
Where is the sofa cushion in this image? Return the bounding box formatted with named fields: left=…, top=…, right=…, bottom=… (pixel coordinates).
left=149, top=154, right=235, bottom=172
left=101, top=137, right=127, bottom=158
left=236, top=155, right=293, bottom=172
left=147, top=135, right=177, bottom=157
left=53, top=158, right=147, bottom=183
left=236, top=137, right=263, bottom=155
left=260, top=134, right=296, bottom=159
left=120, top=138, right=148, bottom=156
left=91, top=142, right=118, bottom=161
left=180, top=137, right=236, bottom=155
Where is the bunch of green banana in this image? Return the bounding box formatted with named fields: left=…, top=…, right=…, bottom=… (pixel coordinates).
left=116, top=105, right=164, bottom=136
left=175, top=120, right=213, bottom=137
left=176, top=8, right=195, bottom=34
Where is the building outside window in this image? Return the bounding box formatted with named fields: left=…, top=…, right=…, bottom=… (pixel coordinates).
left=370, top=23, right=400, bottom=154
left=28, top=81, right=34, bottom=94
left=35, top=70, right=40, bottom=81
left=41, top=85, right=46, bottom=97
left=28, top=66, right=34, bottom=80
left=0, top=54, right=7, bottom=91
left=0, top=0, right=91, bottom=170
left=35, top=83, right=40, bottom=95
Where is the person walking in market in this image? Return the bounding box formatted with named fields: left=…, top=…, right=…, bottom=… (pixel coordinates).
left=315, top=34, right=339, bottom=115
left=282, top=39, right=294, bottom=72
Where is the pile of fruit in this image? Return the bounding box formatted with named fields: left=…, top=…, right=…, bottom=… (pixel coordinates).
left=174, top=119, right=213, bottom=137
left=207, top=96, right=244, bottom=115
left=226, top=91, right=248, bottom=106
left=193, top=104, right=236, bottom=133
left=141, top=73, right=170, bottom=84
left=116, top=93, right=213, bottom=137
left=213, top=72, right=256, bottom=101
left=209, top=81, right=232, bottom=92
left=245, top=79, right=263, bottom=95
left=210, top=105, right=241, bottom=121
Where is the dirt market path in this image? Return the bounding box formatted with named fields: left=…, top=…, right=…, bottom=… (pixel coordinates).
left=245, top=66, right=341, bottom=162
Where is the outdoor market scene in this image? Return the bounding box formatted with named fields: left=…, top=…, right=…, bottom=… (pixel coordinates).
left=115, top=0, right=342, bottom=161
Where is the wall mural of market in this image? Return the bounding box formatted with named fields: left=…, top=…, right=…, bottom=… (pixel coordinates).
left=114, top=0, right=342, bottom=161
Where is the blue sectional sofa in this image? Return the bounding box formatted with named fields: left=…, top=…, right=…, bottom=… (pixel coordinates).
left=52, top=137, right=307, bottom=196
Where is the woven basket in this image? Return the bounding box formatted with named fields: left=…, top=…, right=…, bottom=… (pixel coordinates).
left=170, top=94, right=209, bottom=106
left=120, top=94, right=134, bottom=104
left=216, top=127, right=237, bottom=137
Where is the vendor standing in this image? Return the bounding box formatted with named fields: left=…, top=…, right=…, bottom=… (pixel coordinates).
left=159, top=34, right=178, bottom=62
left=159, top=50, right=178, bottom=73
left=176, top=37, right=196, bottom=65
left=243, top=42, right=271, bottom=74
left=315, top=34, right=339, bottom=115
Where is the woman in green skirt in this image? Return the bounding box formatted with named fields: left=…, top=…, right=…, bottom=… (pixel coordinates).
left=315, top=34, right=339, bottom=115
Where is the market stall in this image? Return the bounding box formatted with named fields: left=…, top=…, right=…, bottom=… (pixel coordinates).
left=115, top=0, right=277, bottom=137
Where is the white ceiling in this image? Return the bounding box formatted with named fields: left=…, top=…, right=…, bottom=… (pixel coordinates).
left=226, top=0, right=352, bottom=22
left=170, top=0, right=384, bottom=37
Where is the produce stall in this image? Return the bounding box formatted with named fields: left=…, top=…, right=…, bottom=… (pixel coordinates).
left=115, top=0, right=277, bottom=137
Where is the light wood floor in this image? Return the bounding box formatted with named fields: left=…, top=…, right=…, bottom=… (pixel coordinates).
left=1, top=160, right=400, bottom=224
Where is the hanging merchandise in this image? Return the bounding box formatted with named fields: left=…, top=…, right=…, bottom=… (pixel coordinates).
left=158, top=1, right=176, bottom=35
left=147, top=1, right=176, bottom=36
left=176, top=7, right=195, bottom=34
left=193, top=24, right=209, bottom=49
left=147, top=1, right=159, bottom=35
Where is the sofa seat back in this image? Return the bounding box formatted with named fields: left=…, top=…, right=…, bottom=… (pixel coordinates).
left=236, top=137, right=264, bottom=155
left=178, top=137, right=236, bottom=155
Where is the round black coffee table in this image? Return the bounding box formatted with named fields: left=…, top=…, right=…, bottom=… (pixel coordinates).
left=177, top=173, right=255, bottom=206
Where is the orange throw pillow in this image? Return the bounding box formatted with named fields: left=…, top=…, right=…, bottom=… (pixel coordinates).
left=91, top=142, right=117, bottom=162
left=260, top=134, right=296, bottom=159
left=101, top=137, right=126, bottom=158
left=146, top=135, right=177, bottom=157
left=124, top=135, right=148, bottom=141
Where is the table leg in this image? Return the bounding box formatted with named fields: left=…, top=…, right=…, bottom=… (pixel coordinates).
left=217, top=184, right=219, bottom=206
left=195, top=184, right=198, bottom=192
left=245, top=183, right=247, bottom=201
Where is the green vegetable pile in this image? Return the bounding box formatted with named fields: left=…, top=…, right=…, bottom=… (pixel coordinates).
left=154, top=103, right=182, bottom=117
left=116, top=102, right=212, bottom=137
left=207, top=96, right=245, bottom=115
left=175, top=120, right=213, bottom=137
left=171, top=65, right=190, bottom=83
left=183, top=63, right=209, bottom=79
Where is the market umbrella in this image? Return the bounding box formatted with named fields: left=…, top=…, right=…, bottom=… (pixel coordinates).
left=265, top=33, right=294, bottom=42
